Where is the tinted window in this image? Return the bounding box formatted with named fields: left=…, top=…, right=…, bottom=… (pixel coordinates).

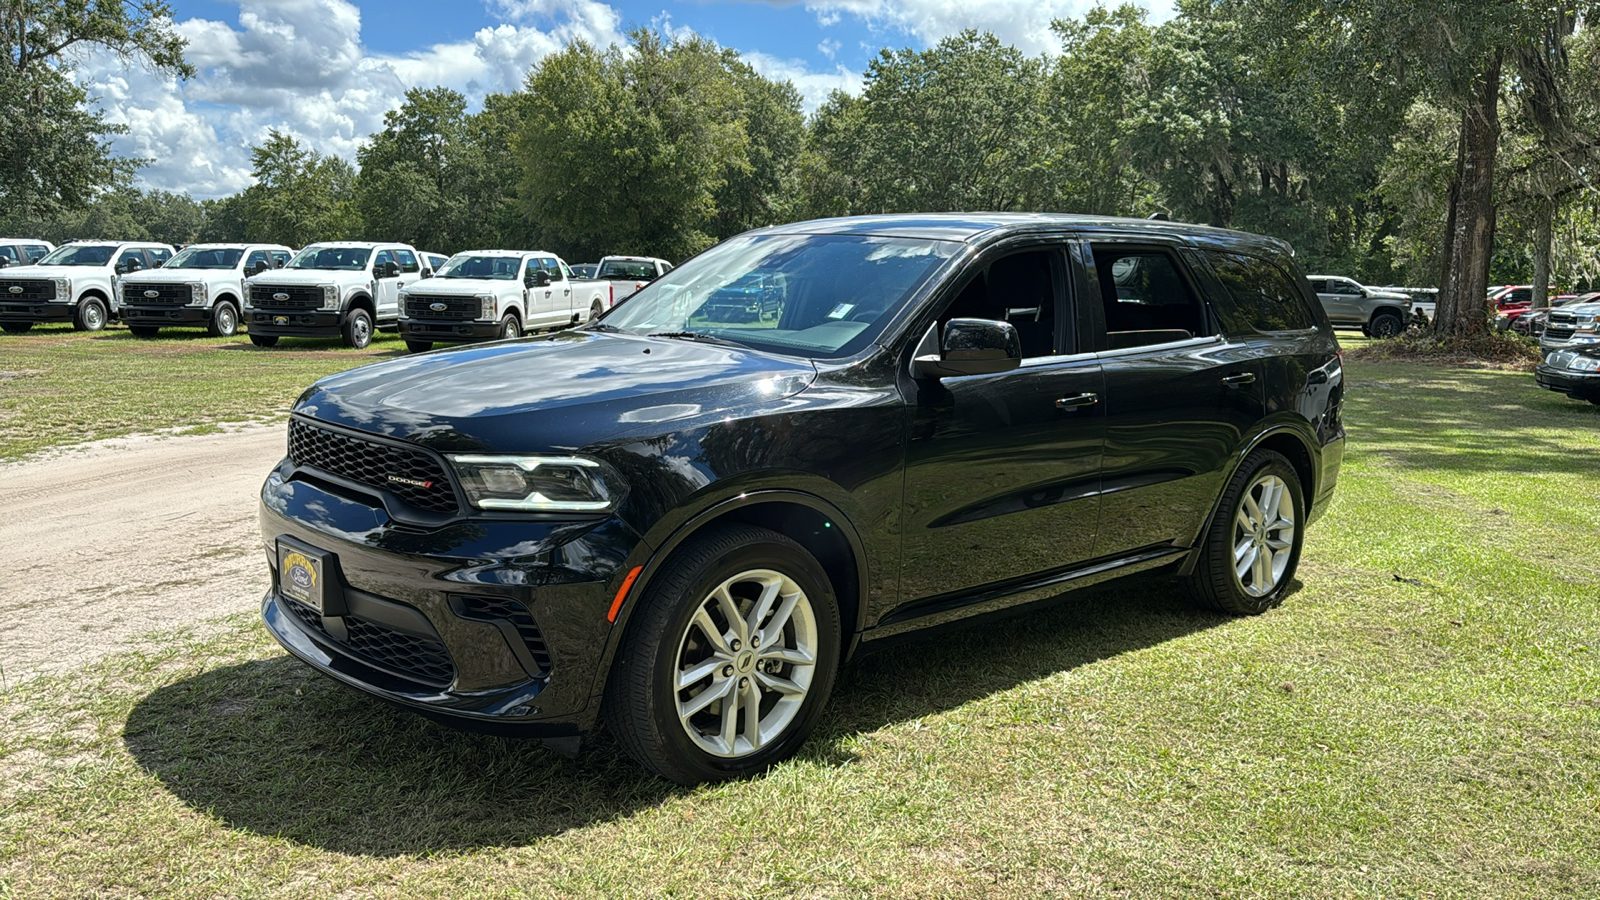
left=168, top=246, right=245, bottom=269
left=0, top=246, right=18, bottom=263
left=540, top=257, right=564, bottom=280
left=373, top=250, right=396, bottom=273
left=395, top=249, right=419, bottom=273
left=119, top=249, right=146, bottom=269
left=244, top=250, right=271, bottom=271
left=288, top=246, right=371, bottom=270
left=599, top=260, right=660, bottom=280
left=1204, top=251, right=1315, bottom=332
left=39, top=244, right=115, bottom=266
left=25, top=245, right=49, bottom=261
left=270, top=250, right=291, bottom=267
left=938, top=249, right=1061, bottom=358
left=149, top=247, right=172, bottom=265
left=1090, top=246, right=1208, bottom=349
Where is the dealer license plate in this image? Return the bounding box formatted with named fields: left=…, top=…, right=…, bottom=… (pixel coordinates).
left=277, top=540, right=328, bottom=614
left=273, top=315, right=289, bottom=325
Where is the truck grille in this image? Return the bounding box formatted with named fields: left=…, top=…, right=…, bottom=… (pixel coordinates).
left=405, top=294, right=478, bottom=320
left=284, top=598, right=456, bottom=688
left=122, top=282, right=193, bottom=306
left=288, top=418, right=459, bottom=514
left=0, top=279, right=55, bottom=301
left=251, top=284, right=323, bottom=309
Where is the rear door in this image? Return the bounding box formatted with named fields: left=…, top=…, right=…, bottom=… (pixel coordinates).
left=1082, top=238, right=1265, bottom=559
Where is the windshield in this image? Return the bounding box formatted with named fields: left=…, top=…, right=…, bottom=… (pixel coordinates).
left=288, top=246, right=371, bottom=270
left=598, top=260, right=659, bottom=280
left=598, top=232, right=962, bottom=359
left=435, top=254, right=521, bottom=280
left=166, top=247, right=245, bottom=270
left=38, top=245, right=116, bottom=267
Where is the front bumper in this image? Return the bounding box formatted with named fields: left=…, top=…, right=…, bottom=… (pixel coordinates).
left=122, top=305, right=209, bottom=326
left=0, top=302, right=74, bottom=323
left=248, top=308, right=343, bottom=338
left=400, top=318, right=501, bottom=342
left=259, top=458, right=645, bottom=735
left=1535, top=363, right=1600, bottom=401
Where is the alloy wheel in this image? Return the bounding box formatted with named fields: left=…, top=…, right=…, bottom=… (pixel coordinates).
left=1232, top=474, right=1296, bottom=597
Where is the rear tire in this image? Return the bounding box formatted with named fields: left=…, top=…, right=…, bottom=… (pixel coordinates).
left=341, top=308, right=373, bottom=349
left=404, top=340, right=433, bottom=353
left=588, top=301, right=604, bottom=323
left=2, top=323, right=34, bottom=334
left=74, top=297, right=107, bottom=332
left=1183, top=449, right=1305, bottom=615
left=605, top=524, right=842, bottom=785
left=1369, top=311, right=1403, bottom=339
left=129, top=326, right=161, bottom=338
left=249, top=333, right=279, bottom=348
left=207, top=301, right=239, bottom=337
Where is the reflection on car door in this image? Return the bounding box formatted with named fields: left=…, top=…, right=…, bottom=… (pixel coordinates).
left=894, top=243, right=1106, bottom=624
left=1083, top=239, right=1265, bottom=558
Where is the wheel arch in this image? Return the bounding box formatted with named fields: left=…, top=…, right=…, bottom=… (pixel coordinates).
left=345, top=292, right=375, bottom=319
left=1368, top=305, right=1407, bottom=325
left=1175, top=424, right=1317, bottom=577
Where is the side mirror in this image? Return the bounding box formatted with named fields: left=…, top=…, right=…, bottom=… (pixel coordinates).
left=422, top=267, right=433, bottom=278
left=912, top=318, right=1022, bottom=378
left=529, top=270, right=551, bottom=288
left=377, top=261, right=400, bottom=279
left=0, top=257, right=10, bottom=269
left=152, top=259, right=164, bottom=268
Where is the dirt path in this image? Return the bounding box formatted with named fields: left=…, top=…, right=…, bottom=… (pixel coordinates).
left=0, top=426, right=287, bottom=682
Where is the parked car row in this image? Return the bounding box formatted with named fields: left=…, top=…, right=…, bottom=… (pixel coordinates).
left=0, top=239, right=673, bottom=351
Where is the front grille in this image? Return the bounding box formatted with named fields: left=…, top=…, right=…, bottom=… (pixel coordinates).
left=1545, top=326, right=1576, bottom=341
left=122, top=282, right=193, bottom=306
left=252, top=283, right=323, bottom=309
left=0, top=279, right=55, bottom=301
left=456, top=596, right=552, bottom=676
left=284, top=598, right=456, bottom=687
left=405, top=294, right=478, bottom=320
left=288, top=418, right=459, bottom=513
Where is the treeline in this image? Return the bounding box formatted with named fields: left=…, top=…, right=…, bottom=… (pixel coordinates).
left=10, top=4, right=1600, bottom=324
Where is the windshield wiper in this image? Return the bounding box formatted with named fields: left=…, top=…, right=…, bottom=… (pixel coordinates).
left=648, top=331, right=745, bottom=348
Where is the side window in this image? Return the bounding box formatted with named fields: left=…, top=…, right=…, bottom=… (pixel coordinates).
left=244, top=250, right=271, bottom=271
left=119, top=249, right=145, bottom=270
left=270, top=250, right=290, bottom=267
left=541, top=257, right=564, bottom=280
left=1307, top=279, right=1327, bottom=292
left=374, top=250, right=395, bottom=274
left=937, top=248, right=1061, bottom=359
left=0, top=246, right=18, bottom=264
left=1334, top=280, right=1361, bottom=295
left=148, top=247, right=172, bottom=266
left=1203, top=251, right=1315, bottom=333
left=395, top=249, right=419, bottom=273
left=25, top=245, right=48, bottom=261
left=1090, top=245, right=1208, bottom=350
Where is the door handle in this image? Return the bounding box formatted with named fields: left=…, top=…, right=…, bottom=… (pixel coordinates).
left=1222, top=372, right=1257, bottom=385
left=1055, top=393, right=1099, bottom=410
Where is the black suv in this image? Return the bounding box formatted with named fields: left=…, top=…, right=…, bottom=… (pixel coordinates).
left=259, top=214, right=1345, bottom=784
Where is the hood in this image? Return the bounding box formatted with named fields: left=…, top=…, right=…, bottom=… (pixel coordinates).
left=120, top=268, right=228, bottom=283
left=295, top=329, right=817, bottom=453
left=251, top=269, right=365, bottom=286
left=1550, top=302, right=1600, bottom=319
left=1369, top=289, right=1409, bottom=301
left=404, top=277, right=512, bottom=295
left=1, top=264, right=101, bottom=279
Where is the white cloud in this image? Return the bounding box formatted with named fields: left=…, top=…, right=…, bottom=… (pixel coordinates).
left=817, top=38, right=841, bottom=59
left=799, top=0, right=1177, bottom=56
left=742, top=51, right=863, bottom=113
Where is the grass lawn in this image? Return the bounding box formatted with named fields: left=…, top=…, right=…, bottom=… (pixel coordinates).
left=0, top=324, right=410, bottom=461
left=2, top=333, right=1599, bottom=897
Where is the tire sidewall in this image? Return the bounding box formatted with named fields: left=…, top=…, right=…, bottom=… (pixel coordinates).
left=1213, top=451, right=1306, bottom=613
left=79, top=298, right=106, bottom=331
left=344, top=309, right=373, bottom=349
left=631, top=532, right=842, bottom=782
left=212, top=301, right=238, bottom=336
left=500, top=314, right=520, bottom=339
left=1371, top=313, right=1401, bottom=338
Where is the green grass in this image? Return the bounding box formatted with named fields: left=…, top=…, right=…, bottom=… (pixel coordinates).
left=2, top=339, right=1600, bottom=896
left=0, top=324, right=409, bottom=461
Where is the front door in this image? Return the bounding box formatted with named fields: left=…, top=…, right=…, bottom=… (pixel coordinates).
left=372, top=249, right=401, bottom=316
left=896, top=243, right=1106, bottom=614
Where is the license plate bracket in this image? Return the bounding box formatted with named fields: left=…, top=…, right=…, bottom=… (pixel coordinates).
left=276, top=537, right=347, bottom=616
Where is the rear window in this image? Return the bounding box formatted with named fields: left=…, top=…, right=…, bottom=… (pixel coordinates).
left=1204, top=251, right=1315, bottom=332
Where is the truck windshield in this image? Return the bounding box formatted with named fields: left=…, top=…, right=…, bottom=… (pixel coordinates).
left=166, top=247, right=245, bottom=269
left=288, top=247, right=372, bottom=270
left=38, top=245, right=115, bottom=266
left=434, top=255, right=520, bottom=280
left=598, top=260, right=658, bottom=280
left=598, top=233, right=961, bottom=359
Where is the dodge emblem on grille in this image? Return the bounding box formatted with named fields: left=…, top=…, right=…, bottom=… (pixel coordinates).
left=273, top=292, right=290, bottom=301
left=6, top=286, right=20, bottom=294
left=429, top=302, right=448, bottom=312
left=387, top=475, right=435, bottom=489
left=143, top=290, right=160, bottom=298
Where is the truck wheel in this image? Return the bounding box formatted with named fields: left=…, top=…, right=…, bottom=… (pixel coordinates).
left=208, top=301, right=239, bottom=337
left=1183, top=449, right=1305, bottom=616
left=74, top=298, right=107, bottom=332
left=404, top=340, right=433, bottom=353
left=342, top=308, right=373, bottom=349
left=588, top=301, right=604, bottom=323
left=499, top=314, right=521, bottom=339
left=1369, top=311, right=1403, bottom=338
left=604, top=524, right=842, bottom=785
left=2, top=323, right=33, bottom=334
left=249, top=334, right=279, bottom=348
left=129, top=326, right=161, bottom=338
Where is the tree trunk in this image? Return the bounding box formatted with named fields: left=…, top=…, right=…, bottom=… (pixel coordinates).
left=1437, top=52, right=1503, bottom=338
left=1532, top=196, right=1553, bottom=309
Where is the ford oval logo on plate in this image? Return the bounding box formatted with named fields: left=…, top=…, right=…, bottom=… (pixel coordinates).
left=143, top=290, right=159, bottom=298
left=272, top=292, right=290, bottom=301
left=430, top=302, right=448, bottom=312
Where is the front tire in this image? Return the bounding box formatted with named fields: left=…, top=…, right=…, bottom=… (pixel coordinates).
left=129, top=326, right=161, bottom=338
left=249, top=333, right=279, bottom=348
left=208, top=301, right=239, bottom=337
left=605, top=524, right=842, bottom=785
left=1183, top=449, right=1305, bottom=615
left=341, top=308, right=373, bottom=349
left=499, top=313, right=521, bottom=339
left=1369, top=311, right=1403, bottom=339
left=74, top=298, right=107, bottom=332
left=404, top=340, right=433, bottom=353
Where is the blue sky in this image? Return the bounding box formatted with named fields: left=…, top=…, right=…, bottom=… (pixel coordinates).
left=77, top=0, right=1174, bottom=199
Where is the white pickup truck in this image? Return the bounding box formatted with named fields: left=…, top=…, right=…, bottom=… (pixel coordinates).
left=244, top=242, right=430, bottom=349
left=0, top=240, right=176, bottom=334
left=118, top=243, right=294, bottom=337
left=595, top=255, right=672, bottom=304
left=397, top=250, right=611, bottom=352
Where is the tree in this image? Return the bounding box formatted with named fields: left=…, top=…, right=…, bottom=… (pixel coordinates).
left=1, top=0, right=192, bottom=222
left=238, top=131, right=358, bottom=247
left=355, top=87, right=476, bottom=253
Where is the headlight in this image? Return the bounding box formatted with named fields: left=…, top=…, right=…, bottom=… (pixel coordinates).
left=188, top=282, right=208, bottom=306
left=322, top=285, right=339, bottom=310
left=1577, top=316, right=1598, bottom=333
left=52, top=277, right=70, bottom=301
left=478, top=294, right=497, bottom=319
left=446, top=455, right=625, bottom=512
left=1569, top=355, right=1600, bottom=372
